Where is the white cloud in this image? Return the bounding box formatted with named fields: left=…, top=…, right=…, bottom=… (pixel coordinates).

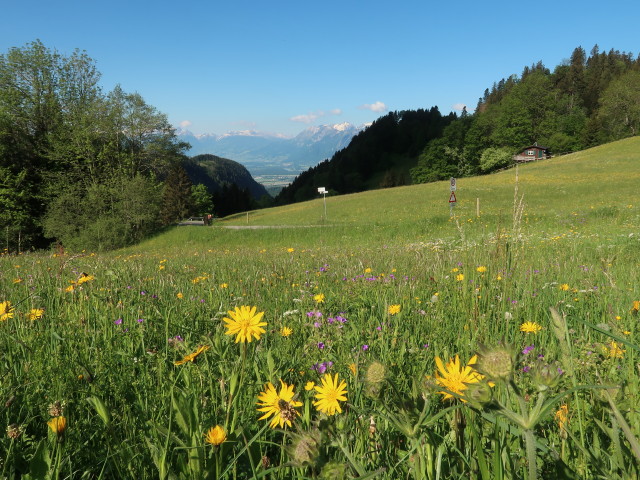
left=180, top=120, right=192, bottom=128
left=290, top=112, right=320, bottom=124
left=452, top=103, right=467, bottom=111
left=290, top=108, right=342, bottom=124
left=359, top=101, right=387, bottom=113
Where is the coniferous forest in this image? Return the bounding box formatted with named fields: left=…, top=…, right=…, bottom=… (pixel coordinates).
left=2, top=41, right=640, bottom=251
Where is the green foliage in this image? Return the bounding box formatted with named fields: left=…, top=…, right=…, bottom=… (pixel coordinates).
left=161, top=164, right=193, bottom=225
left=191, top=183, right=214, bottom=216
left=0, top=41, right=186, bottom=250
left=479, top=147, right=513, bottom=172
left=598, top=70, right=640, bottom=140
left=43, top=174, right=162, bottom=251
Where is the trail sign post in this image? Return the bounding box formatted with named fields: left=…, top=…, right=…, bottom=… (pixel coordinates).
left=318, top=187, right=327, bottom=219
left=449, top=178, right=457, bottom=216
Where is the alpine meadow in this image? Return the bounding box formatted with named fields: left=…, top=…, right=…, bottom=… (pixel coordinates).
left=2, top=40, right=640, bottom=479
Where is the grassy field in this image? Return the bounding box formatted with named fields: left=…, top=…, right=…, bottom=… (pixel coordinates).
left=1, top=137, right=640, bottom=479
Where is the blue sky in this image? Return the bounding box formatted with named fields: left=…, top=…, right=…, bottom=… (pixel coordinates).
left=2, top=0, right=639, bottom=137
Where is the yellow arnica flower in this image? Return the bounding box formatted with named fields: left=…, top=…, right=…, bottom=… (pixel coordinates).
left=174, top=345, right=210, bottom=365
left=257, top=380, right=302, bottom=428
left=204, top=425, right=227, bottom=446
left=632, top=301, right=640, bottom=313
left=313, top=373, right=348, bottom=416
left=176, top=292, right=183, bottom=299
left=559, top=284, right=570, bottom=291
left=0, top=301, right=14, bottom=322
left=223, top=306, right=267, bottom=343
left=520, top=322, right=543, bottom=334
left=314, top=293, right=325, bottom=303
left=28, top=308, right=45, bottom=321
left=388, top=304, right=401, bottom=315
left=77, top=273, right=94, bottom=284
left=281, top=326, right=293, bottom=337
left=48, top=416, right=67, bottom=435
left=476, top=266, right=487, bottom=273
left=555, top=404, right=569, bottom=430
left=456, top=274, right=465, bottom=281
left=606, top=341, right=625, bottom=358
left=434, top=355, right=485, bottom=402
left=304, top=381, right=316, bottom=391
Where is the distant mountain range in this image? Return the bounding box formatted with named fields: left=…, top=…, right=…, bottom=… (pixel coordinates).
left=178, top=123, right=363, bottom=176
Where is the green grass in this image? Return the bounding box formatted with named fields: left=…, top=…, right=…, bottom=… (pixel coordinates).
left=1, top=138, right=640, bottom=479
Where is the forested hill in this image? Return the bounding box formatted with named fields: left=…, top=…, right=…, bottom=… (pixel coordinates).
left=183, top=154, right=269, bottom=201
left=276, top=45, right=640, bottom=205
left=275, top=107, right=455, bottom=204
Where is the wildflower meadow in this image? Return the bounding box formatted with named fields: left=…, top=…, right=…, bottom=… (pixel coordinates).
left=1, top=139, right=640, bottom=479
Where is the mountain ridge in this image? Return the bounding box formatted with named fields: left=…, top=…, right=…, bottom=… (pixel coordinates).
left=178, top=123, right=364, bottom=176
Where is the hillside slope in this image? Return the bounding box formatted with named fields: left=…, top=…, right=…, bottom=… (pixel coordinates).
left=226, top=137, right=640, bottom=227
left=182, top=154, right=270, bottom=200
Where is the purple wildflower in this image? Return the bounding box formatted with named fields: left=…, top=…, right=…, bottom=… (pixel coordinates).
left=362, top=345, right=369, bottom=351
left=317, top=342, right=325, bottom=350
left=114, top=318, right=123, bottom=325
left=522, top=345, right=535, bottom=355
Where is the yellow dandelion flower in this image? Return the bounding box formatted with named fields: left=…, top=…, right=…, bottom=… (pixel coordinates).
left=65, top=283, right=76, bottom=293
left=476, top=266, right=487, bottom=273
left=220, top=283, right=229, bottom=289
left=559, top=284, right=570, bottom=291
left=204, top=425, right=227, bottom=446
left=47, top=416, right=67, bottom=436
left=364, top=267, right=372, bottom=273
left=287, top=248, right=295, bottom=253
left=456, top=273, right=465, bottom=282
left=520, top=322, right=543, bottom=334
left=176, top=292, right=183, bottom=299
left=256, top=380, right=302, bottom=428
left=281, top=326, right=293, bottom=337
left=632, top=301, right=640, bottom=314
left=313, top=373, right=348, bottom=416
left=27, top=308, right=45, bottom=321
left=388, top=304, right=401, bottom=315
left=174, top=345, right=210, bottom=365
left=314, top=293, right=325, bottom=303
left=0, top=301, right=14, bottom=322
left=451, top=267, right=459, bottom=273
left=223, top=306, right=267, bottom=343
left=434, top=354, right=485, bottom=402
left=13, top=278, right=22, bottom=284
